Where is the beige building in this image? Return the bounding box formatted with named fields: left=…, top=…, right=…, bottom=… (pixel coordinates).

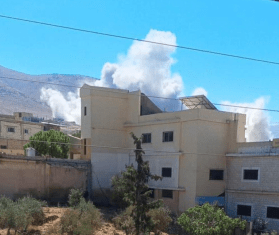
left=80, top=84, right=246, bottom=213
left=0, top=112, right=60, bottom=155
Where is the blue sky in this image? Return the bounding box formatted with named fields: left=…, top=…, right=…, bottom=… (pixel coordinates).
left=0, top=0, right=279, bottom=122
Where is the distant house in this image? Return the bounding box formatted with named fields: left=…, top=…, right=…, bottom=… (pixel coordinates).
left=79, top=84, right=246, bottom=214
left=0, top=112, right=60, bottom=155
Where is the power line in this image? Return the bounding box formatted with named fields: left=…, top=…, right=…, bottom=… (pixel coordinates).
left=213, top=103, right=279, bottom=113
left=1, top=75, right=279, bottom=113
left=0, top=14, right=279, bottom=66
left=1, top=137, right=224, bottom=156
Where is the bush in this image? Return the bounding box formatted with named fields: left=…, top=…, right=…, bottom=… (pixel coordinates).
left=113, top=206, right=172, bottom=235
left=178, top=203, right=246, bottom=235
left=147, top=207, right=172, bottom=235
left=60, top=200, right=102, bottom=235
left=0, top=195, right=47, bottom=234
left=68, top=188, right=84, bottom=208
left=113, top=206, right=136, bottom=235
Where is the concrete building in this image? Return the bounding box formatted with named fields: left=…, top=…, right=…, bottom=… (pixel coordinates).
left=0, top=112, right=60, bottom=155
left=226, top=140, right=279, bottom=231
left=80, top=84, right=246, bottom=213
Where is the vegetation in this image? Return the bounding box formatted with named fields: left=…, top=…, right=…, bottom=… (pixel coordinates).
left=0, top=195, right=46, bottom=235
left=72, top=131, right=81, bottom=138
left=68, top=188, right=85, bottom=208
left=24, top=129, right=70, bottom=158
left=58, top=188, right=103, bottom=235
left=113, top=206, right=172, bottom=235
left=178, top=203, right=246, bottom=235
left=111, top=133, right=164, bottom=235
left=147, top=207, right=173, bottom=235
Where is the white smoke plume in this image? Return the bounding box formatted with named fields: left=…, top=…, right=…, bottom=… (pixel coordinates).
left=191, top=87, right=208, bottom=96
left=221, top=97, right=273, bottom=142
left=40, top=88, right=81, bottom=124
left=40, top=29, right=183, bottom=122
left=40, top=29, right=274, bottom=142
left=98, top=30, right=183, bottom=99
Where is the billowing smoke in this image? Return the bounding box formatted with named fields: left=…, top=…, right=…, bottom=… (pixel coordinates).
left=40, top=88, right=81, bottom=124
left=98, top=30, right=183, bottom=98
left=191, top=87, right=208, bottom=96
left=40, top=29, right=274, bottom=142
left=40, top=29, right=183, bottom=122
left=221, top=97, right=273, bottom=142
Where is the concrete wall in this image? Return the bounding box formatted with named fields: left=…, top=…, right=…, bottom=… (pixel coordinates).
left=226, top=191, right=279, bottom=231
left=0, top=155, right=90, bottom=203
left=227, top=155, right=279, bottom=192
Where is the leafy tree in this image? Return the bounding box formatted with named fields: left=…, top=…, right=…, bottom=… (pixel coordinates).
left=178, top=203, right=246, bottom=235
left=24, top=130, right=70, bottom=159
left=111, top=133, right=163, bottom=235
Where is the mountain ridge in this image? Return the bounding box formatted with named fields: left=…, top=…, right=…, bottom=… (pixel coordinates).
left=0, top=65, right=96, bottom=118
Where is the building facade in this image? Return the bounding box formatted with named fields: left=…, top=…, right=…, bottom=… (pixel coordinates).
left=226, top=141, right=279, bottom=231
left=80, top=84, right=246, bottom=213
left=0, top=112, right=60, bottom=155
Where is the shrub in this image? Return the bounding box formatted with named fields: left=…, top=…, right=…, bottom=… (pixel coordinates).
left=113, top=206, right=136, bottom=235
left=0, top=196, right=17, bottom=234
left=60, top=200, right=102, bottom=235
left=178, top=203, right=246, bottom=235
left=147, top=207, right=172, bottom=235
left=17, top=195, right=47, bottom=227
left=113, top=206, right=172, bottom=235
left=253, top=217, right=269, bottom=233
left=68, top=188, right=84, bottom=208
left=0, top=195, right=47, bottom=234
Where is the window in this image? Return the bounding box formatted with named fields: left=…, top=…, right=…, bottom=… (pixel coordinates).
left=163, top=131, right=173, bottom=142
left=237, top=205, right=251, bottom=217
left=267, top=207, right=279, bottom=219
left=149, top=188, right=155, bottom=198
left=7, top=127, right=15, bottom=133
left=243, top=169, right=259, bottom=180
left=84, top=139, right=86, bottom=155
left=142, top=133, right=151, bottom=143
left=24, top=129, right=29, bottom=134
left=84, top=106, right=87, bottom=116
left=0, top=145, right=7, bottom=149
left=162, top=168, right=172, bottom=177
left=19, top=113, right=22, bottom=117
left=162, top=190, right=173, bottom=199
left=209, top=170, right=224, bottom=180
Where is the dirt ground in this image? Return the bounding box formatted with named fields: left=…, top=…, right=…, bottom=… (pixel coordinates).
left=0, top=207, right=172, bottom=235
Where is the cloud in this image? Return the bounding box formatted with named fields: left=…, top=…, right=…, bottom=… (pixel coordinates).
left=191, top=87, right=208, bottom=96
left=40, top=88, right=81, bottom=124
left=221, top=97, right=273, bottom=142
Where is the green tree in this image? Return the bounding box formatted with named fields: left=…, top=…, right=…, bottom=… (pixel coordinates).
left=111, top=133, right=163, bottom=235
left=24, top=130, right=70, bottom=159
left=178, top=203, right=246, bottom=235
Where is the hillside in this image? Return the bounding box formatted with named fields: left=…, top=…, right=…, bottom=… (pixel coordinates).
left=0, top=65, right=96, bottom=118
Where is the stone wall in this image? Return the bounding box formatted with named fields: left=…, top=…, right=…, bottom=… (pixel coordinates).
left=0, top=155, right=91, bottom=204
left=0, top=139, right=29, bottom=151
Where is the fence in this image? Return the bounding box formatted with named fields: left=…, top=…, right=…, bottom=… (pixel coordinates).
left=0, top=155, right=91, bottom=204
